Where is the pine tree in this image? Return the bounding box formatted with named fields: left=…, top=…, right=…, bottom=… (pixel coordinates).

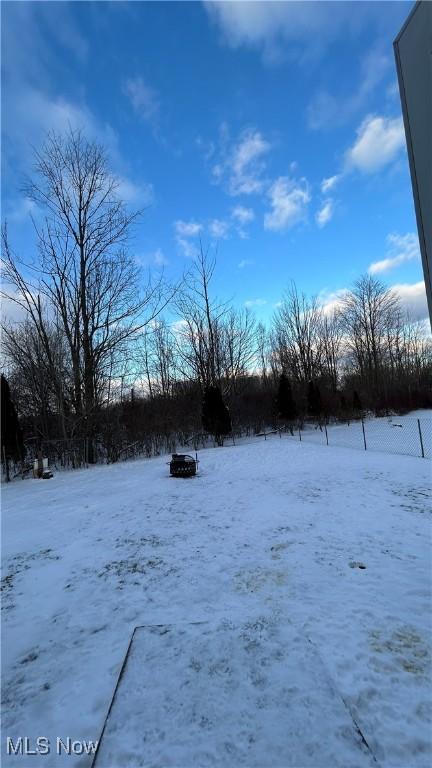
left=202, top=386, right=232, bottom=445
left=1, top=375, right=24, bottom=481
left=352, top=390, right=363, bottom=414
left=276, top=374, right=297, bottom=422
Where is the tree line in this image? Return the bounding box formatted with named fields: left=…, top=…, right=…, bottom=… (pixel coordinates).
left=1, top=129, right=431, bottom=470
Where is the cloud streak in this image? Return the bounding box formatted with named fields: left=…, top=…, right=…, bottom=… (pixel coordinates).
left=308, top=48, right=392, bottom=130
left=368, top=233, right=420, bottom=275
left=316, top=199, right=334, bottom=228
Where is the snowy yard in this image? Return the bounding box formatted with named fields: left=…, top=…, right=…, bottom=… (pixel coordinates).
left=2, top=437, right=431, bottom=767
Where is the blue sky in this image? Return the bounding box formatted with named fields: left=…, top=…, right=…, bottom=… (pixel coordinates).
left=2, top=0, right=428, bottom=323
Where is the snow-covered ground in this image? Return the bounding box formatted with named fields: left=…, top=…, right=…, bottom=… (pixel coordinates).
left=2, top=437, right=431, bottom=767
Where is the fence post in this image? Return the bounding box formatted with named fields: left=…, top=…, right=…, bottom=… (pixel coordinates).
left=361, top=419, right=367, bottom=451
left=417, top=419, right=425, bottom=458
left=324, top=423, right=329, bottom=446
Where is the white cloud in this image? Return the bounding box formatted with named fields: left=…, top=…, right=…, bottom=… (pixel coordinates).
left=176, top=238, right=199, bottom=259
left=1, top=292, right=30, bottom=324
left=317, top=280, right=429, bottom=323
left=317, top=288, right=349, bottom=316
left=244, top=298, right=267, bottom=308
left=170, top=319, right=189, bottom=336
left=135, top=248, right=169, bottom=269
left=238, top=259, right=254, bottom=269
left=320, top=175, right=340, bottom=194
left=174, top=220, right=203, bottom=238
left=209, top=219, right=230, bottom=239
left=345, top=115, right=405, bottom=173
left=316, top=199, right=334, bottom=228
left=231, top=130, right=270, bottom=192
left=391, top=281, right=429, bottom=322
left=231, top=206, right=255, bottom=238
left=174, top=221, right=202, bottom=257
left=123, top=77, right=159, bottom=123
left=212, top=127, right=271, bottom=196
left=231, top=205, right=255, bottom=225
left=264, top=177, right=310, bottom=232
left=205, top=1, right=391, bottom=62
left=368, top=232, right=420, bottom=275
left=116, top=177, right=154, bottom=206
left=320, top=114, right=405, bottom=195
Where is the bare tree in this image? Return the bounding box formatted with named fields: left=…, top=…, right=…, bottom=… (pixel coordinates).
left=1, top=318, right=71, bottom=439
left=174, top=245, right=257, bottom=393
left=341, top=275, right=399, bottom=398
left=174, top=245, right=227, bottom=389
left=2, top=129, right=171, bottom=457
left=255, top=322, right=269, bottom=382
left=273, top=282, right=323, bottom=383
left=319, top=309, right=344, bottom=391
left=218, top=307, right=257, bottom=391
left=134, top=320, right=176, bottom=399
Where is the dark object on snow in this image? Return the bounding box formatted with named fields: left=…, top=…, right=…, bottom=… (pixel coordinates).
left=33, top=456, right=53, bottom=479
left=169, top=453, right=197, bottom=478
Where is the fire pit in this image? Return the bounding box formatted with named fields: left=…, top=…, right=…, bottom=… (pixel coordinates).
left=169, top=453, right=197, bottom=478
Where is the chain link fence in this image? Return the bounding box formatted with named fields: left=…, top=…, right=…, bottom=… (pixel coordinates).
left=20, top=437, right=89, bottom=474
left=284, top=417, right=431, bottom=460
left=12, top=433, right=196, bottom=478
left=4, top=415, right=430, bottom=481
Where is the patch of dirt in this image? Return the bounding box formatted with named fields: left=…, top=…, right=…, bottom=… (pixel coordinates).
left=392, top=487, right=431, bottom=515
left=115, top=535, right=164, bottom=549
left=98, top=557, right=163, bottom=578
left=234, top=568, right=287, bottom=593
left=369, top=627, right=431, bottom=676
left=97, top=557, right=177, bottom=589
left=2, top=549, right=60, bottom=611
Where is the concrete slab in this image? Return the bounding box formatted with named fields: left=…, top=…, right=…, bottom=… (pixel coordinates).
left=93, top=619, right=376, bottom=767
